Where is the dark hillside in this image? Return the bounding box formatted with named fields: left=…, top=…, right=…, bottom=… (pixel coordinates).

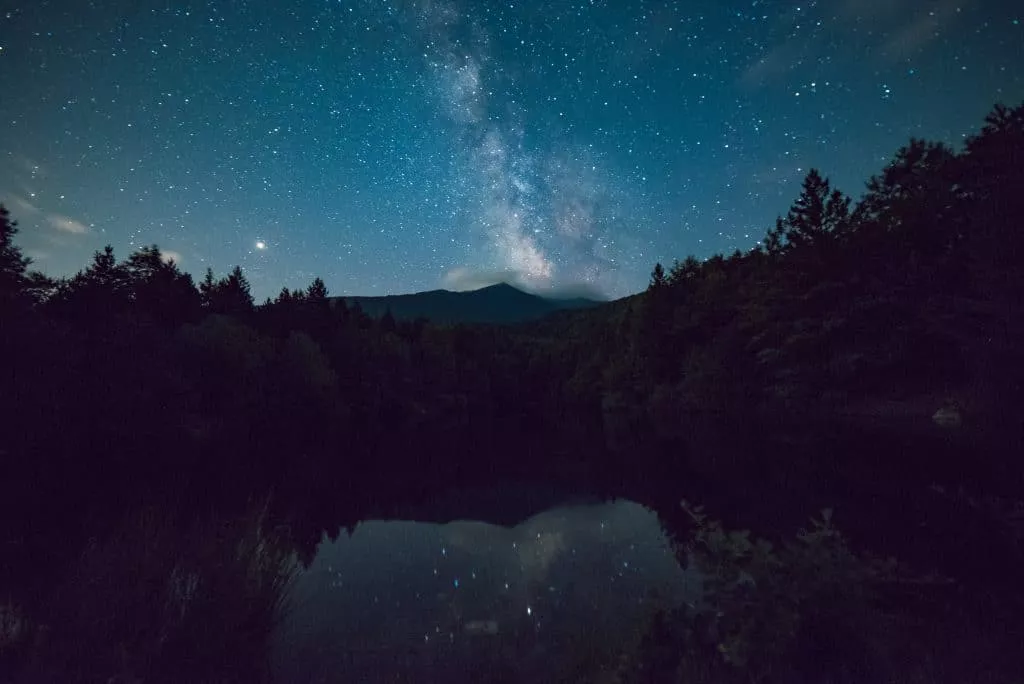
left=336, top=282, right=603, bottom=325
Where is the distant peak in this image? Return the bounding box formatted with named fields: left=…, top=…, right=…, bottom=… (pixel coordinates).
left=474, top=282, right=526, bottom=294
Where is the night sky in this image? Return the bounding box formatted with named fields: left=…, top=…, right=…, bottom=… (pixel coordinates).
left=1, top=1, right=1021, bottom=300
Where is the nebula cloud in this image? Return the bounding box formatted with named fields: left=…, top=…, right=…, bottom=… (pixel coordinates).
left=429, top=52, right=554, bottom=287
left=400, top=0, right=645, bottom=298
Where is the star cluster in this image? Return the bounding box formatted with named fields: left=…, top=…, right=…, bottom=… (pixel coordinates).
left=1, top=0, right=1020, bottom=299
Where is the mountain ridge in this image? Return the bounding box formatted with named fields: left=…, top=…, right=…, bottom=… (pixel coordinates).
left=332, top=281, right=606, bottom=325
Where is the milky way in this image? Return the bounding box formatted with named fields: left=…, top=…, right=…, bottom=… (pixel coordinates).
left=0, top=0, right=1020, bottom=299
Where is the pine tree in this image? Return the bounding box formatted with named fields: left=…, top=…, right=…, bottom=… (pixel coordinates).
left=855, top=139, right=962, bottom=261
left=199, top=266, right=254, bottom=315
left=200, top=267, right=217, bottom=308
left=124, top=245, right=200, bottom=323
left=668, top=256, right=701, bottom=287
left=764, top=217, right=787, bottom=256
left=780, top=169, right=850, bottom=250
left=226, top=266, right=253, bottom=309
left=649, top=262, right=667, bottom=290
left=306, top=277, right=328, bottom=301
left=962, top=102, right=1024, bottom=303
left=0, top=204, right=31, bottom=305
left=82, top=245, right=129, bottom=301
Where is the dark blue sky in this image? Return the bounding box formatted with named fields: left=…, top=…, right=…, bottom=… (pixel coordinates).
left=1, top=0, right=1021, bottom=299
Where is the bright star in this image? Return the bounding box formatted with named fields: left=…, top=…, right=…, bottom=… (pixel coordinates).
left=255, top=240, right=266, bottom=250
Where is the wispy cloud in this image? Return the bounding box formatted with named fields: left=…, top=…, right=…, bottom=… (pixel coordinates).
left=441, top=266, right=521, bottom=291
left=47, top=214, right=88, bottom=234
left=741, top=0, right=967, bottom=90
left=15, top=155, right=47, bottom=179
left=879, top=0, right=963, bottom=61
left=740, top=40, right=807, bottom=89
left=160, top=249, right=183, bottom=265
left=442, top=266, right=609, bottom=300
left=4, top=193, right=41, bottom=216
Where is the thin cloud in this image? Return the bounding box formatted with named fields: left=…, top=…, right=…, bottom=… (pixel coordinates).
left=15, top=156, right=46, bottom=178
left=879, top=0, right=963, bottom=62
left=4, top=194, right=41, bottom=216
left=442, top=266, right=529, bottom=292
left=441, top=266, right=609, bottom=301
left=741, top=0, right=966, bottom=91
left=160, top=249, right=184, bottom=265
left=740, top=40, right=806, bottom=89
left=47, top=214, right=88, bottom=234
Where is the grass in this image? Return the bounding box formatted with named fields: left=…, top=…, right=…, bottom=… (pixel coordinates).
left=9, top=499, right=298, bottom=684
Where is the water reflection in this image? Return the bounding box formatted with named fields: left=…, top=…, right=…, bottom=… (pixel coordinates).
left=274, top=499, right=693, bottom=683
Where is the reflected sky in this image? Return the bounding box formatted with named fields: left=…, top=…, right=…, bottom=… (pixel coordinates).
left=273, top=499, right=693, bottom=683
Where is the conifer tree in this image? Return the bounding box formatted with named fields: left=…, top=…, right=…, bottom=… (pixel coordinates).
left=0, top=204, right=31, bottom=305
left=306, top=277, right=328, bottom=301
left=649, top=262, right=667, bottom=290
left=780, top=169, right=850, bottom=250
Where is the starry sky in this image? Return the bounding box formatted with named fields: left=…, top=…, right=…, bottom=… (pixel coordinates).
left=1, top=0, right=1021, bottom=300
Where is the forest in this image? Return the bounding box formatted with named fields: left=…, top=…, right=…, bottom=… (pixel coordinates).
left=1, top=101, right=1023, bottom=682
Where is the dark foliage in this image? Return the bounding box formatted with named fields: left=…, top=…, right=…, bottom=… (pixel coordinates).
left=1, top=102, right=1023, bottom=681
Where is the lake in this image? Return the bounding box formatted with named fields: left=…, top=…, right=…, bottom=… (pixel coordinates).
left=272, top=498, right=696, bottom=683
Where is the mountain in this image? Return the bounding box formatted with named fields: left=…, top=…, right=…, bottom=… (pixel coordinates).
left=332, top=282, right=604, bottom=325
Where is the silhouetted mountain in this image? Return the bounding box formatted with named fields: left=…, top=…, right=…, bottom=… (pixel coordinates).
left=334, top=282, right=604, bottom=324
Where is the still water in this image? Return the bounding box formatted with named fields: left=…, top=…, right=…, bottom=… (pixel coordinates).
left=273, top=499, right=695, bottom=683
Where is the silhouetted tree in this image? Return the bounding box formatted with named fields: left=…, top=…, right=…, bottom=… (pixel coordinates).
left=23, top=269, right=57, bottom=303
left=200, top=265, right=254, bottom=316
left=648, top=262, right=667, bottom=290
left=852, top=139, right=964, bottom=286
left=768, top=169, right=850, bottom=254
left=0, top=204, right=30, bottom=293
left=86, top=245, right=125, bottom=289
left=962, top=102, right=1024, bottom=305
left=306, top=277, right=328, bottom=301
left=200, top=267, right=217, bottom=308
left=764, top=217, right=786, bottom=256
left=225, top=265, right=254, bottom=310
left=668, top=256, right=701, bottom=287
left=123, top=245, right=201, bottom=324
left=50, top=245, right=131, bottom=318
left=275, top=287, right=294, bottom=305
